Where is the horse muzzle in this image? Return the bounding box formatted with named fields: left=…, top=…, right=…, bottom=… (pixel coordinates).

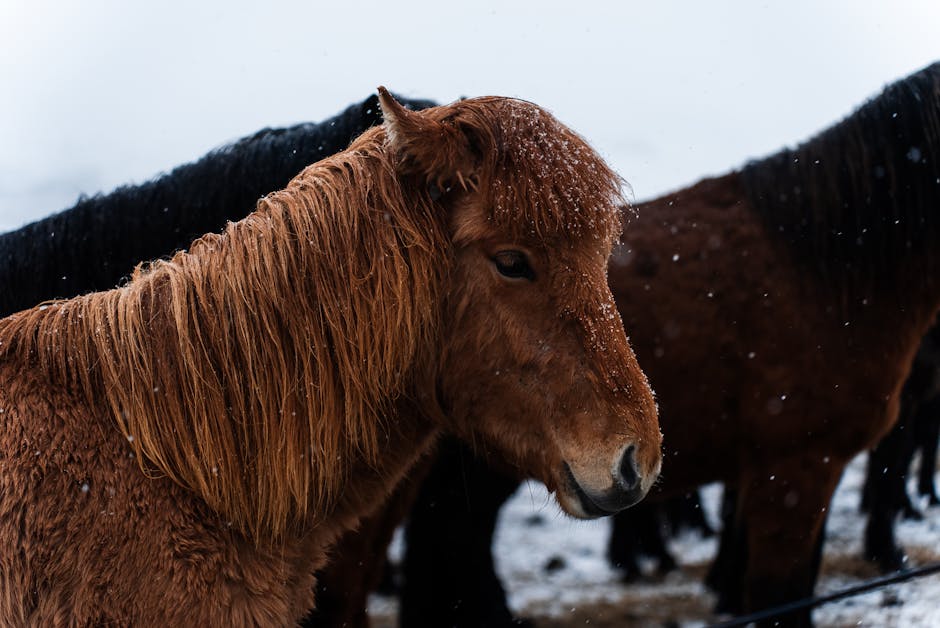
left=560, top=445, right=654, bottom=518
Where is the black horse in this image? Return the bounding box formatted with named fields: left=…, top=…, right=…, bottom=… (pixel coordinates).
left=0, top=92, right=435, bottom=317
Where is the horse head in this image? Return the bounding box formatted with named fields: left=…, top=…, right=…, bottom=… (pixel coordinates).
left=380, top=89, right=662, bottom=517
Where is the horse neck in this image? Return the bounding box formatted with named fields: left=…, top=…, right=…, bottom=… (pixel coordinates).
left=0, top=150, right=448, bottom=540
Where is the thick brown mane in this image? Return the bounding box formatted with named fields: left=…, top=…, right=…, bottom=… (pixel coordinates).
left=0, top=96, right=629, bottom=543
left=0, top=127, right=448, bottom=539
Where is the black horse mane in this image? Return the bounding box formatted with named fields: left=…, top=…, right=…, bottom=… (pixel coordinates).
left=741, top=62, right=940, bottom=296
left=0, top=93, right=436, bottom=317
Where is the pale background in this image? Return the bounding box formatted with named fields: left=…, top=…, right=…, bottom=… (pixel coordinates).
left=2, top=0, right=939, bottom=231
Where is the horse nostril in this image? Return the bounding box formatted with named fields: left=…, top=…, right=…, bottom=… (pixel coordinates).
left=618, top=444, right=640, bottom=492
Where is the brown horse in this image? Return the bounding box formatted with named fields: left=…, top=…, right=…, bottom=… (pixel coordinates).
left=0, top=90, right=661, bottom=625
left=306, top=63, right=940, bottom=628
left=612, top=61, right=940, bottom=624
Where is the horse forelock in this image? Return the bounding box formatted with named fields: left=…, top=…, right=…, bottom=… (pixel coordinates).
left=429, top=97, right=627, bottom=248
left=0, top=128, right=449, bottom=541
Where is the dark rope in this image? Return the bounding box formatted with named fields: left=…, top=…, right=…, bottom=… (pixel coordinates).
left=708, top=561, right=940, bottom=627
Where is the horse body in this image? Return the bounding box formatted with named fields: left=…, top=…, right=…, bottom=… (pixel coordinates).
left=0, top=91, right=660, bottom=625
left=613, top=172, right=933, bottom=615
left=617, top=173, right=924, bottom=487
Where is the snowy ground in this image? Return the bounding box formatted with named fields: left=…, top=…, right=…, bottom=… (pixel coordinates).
left=368, top=453, right=940, bottom=627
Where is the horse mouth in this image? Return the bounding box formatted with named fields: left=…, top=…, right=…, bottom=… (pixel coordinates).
left=562, top=462, right=622, bottom=518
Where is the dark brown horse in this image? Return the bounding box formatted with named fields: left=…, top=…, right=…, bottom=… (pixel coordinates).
left=311, top=63, right=940, bottom=628
left=607, top=61, right=940, bottom=625
left=0, top=91, right=661, bottom=625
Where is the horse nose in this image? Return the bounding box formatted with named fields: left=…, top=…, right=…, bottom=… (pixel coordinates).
left=561, top=443, right=653, bottom=517
left=617, top=444, right=641, bottom=493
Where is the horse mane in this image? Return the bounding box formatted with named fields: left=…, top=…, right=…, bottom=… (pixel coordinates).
left=0, top=93, right=436, bottom=317
left=740, top=62, right=940, bottom=296
left=1, top=126, right=448, bottom=540
left=0, top=94, right=625, bottom=541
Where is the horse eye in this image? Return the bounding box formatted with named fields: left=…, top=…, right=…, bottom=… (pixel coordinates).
left=492, top=250, right=535, bottom=281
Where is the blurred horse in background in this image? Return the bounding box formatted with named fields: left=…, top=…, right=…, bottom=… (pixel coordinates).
left=611, top=60, right=940, bottom=626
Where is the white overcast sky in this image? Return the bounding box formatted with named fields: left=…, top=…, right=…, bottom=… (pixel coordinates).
left=1, top=0, right=939, bottom=232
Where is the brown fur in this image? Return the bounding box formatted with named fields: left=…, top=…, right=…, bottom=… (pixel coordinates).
left=0, top=91, right=660, bottom=625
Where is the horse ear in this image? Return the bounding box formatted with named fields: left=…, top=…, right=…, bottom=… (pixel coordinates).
left=377, top=86, right=477, bottom=194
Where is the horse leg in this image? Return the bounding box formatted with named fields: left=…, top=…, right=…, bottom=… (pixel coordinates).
left=400, top=438, right=525, bottom=628
left=608, top=500, right=678, bottom=580
left=671, top=490, right=715, bottom=538
left=713, top=498, right=828, bottom=619
left=706, top=487, right=746, bottom=615
left=915, top=396, right=940, bottom=505
left=608, top=503, right=659, bottom=581
left=702, top=486, right=826, bottom=620
left=607, top=508, right=644, bottom=581
left=860, top=453, right=875, bottom=513
left=736, top=459, right=842, bottom=627
left=640, top=503, right=678, bottom=575
left=863, top=405, right=917, bottom=572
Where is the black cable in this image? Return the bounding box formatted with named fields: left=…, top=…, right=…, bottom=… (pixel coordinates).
left=708, top=561, right=940, bottom=627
